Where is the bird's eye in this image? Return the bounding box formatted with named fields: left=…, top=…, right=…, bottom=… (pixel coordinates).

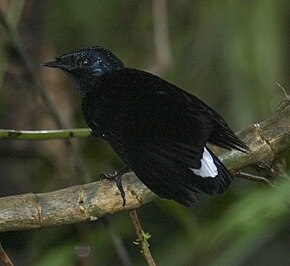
left=80, top=57, right=92, bottom=67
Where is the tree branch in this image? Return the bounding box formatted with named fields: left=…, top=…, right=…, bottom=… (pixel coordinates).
left=0, top=101, right=290, bottom=232
left=129, top=210, right=156, bottom=266
left=0, top=242, right=13, bottom=266
left=0, top=128, right=92, bottom=140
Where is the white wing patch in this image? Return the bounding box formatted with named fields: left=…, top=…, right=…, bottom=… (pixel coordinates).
left=190, top=148, right=218, bottom=178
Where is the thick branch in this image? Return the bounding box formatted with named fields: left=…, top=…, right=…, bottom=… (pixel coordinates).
left=0, top=101, right=290, bottom=232
left=0, top=175, right=156, bottom=232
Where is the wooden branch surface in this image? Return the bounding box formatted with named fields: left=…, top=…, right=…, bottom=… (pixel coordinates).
left=0, top=101, right=290, bottom=232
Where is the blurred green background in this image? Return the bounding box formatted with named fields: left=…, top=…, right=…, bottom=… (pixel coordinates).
left=1, top=0, right=290, bottom=265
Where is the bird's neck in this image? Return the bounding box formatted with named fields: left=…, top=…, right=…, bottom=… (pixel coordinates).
left=67, top=72, right=101, bottom=98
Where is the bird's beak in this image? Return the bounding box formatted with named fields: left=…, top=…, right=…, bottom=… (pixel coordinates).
left=41, top=58, right=71, bottom=70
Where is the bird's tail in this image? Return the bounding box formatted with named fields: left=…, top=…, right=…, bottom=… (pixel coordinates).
left=200, top=148, right=233, bottom=194
left=119, top=143, right=233, bottom=207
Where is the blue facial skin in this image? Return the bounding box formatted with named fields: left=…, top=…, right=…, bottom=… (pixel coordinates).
left=61, top=47, right=124, bottom=76
left=56, top=47, right=125, bottom=96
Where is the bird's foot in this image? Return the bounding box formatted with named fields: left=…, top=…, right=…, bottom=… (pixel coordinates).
left=100, top=167, right=129, bottom=206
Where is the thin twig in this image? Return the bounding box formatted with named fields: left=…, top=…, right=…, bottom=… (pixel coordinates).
left=239, top=172, right=275, bottom=187
left=0, top=128, right=92, bottom=140
left=129, top=210, right=156, bottom=266
left=0, top=242, right=13, bottom=266
left=276, top=82, right=290, bottom=100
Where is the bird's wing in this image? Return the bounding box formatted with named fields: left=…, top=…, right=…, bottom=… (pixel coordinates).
left=110, top=68, right=248, bottom=152
left=114, top=138, right=232, bottom=207
left=96, top=86, right=233, bottom=206
left=180, top=89, right=249, bottom=152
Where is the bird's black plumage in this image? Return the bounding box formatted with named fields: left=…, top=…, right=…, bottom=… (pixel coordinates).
left=43, top=46, right=249, bottom=207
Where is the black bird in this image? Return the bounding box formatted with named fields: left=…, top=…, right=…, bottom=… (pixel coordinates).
left=42, top=46, right=248, bottom=207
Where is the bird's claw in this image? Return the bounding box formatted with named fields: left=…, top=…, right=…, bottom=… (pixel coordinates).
left=100, top=170, right=126, bottom=206
left=100, top=171, right=118, bottom=180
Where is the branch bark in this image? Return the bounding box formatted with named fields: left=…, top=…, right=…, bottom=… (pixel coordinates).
left=0, top=101, right=290, bottom=232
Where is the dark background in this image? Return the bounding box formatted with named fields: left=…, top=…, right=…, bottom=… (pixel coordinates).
left=1, top=1, right=290, bottom=265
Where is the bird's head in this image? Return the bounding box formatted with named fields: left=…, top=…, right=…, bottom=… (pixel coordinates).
left=42, top=46, right=124, bottom=96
